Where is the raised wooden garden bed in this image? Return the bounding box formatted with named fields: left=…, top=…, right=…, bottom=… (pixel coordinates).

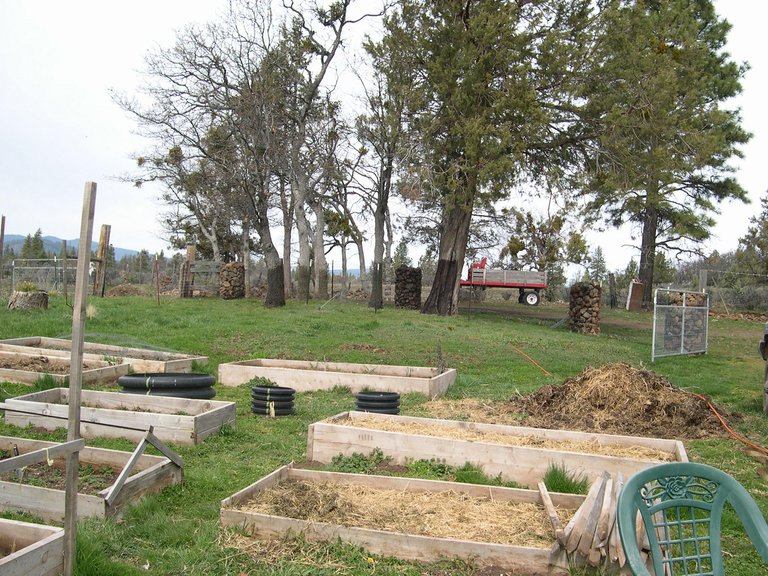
left=307, top=412, right=688, bottom=486
left=0, top=435, right=182, bottom=522
left=0, top=518, right=64, bottom=576
left=0, top=336, right=208, bottom=373
left=221, top=464, right=584, bottom=574
left=1, top=388, right=236, bottom=445
left=218, top=358, right=456, bottom=397
left=0, top=349, right=130, bottom=385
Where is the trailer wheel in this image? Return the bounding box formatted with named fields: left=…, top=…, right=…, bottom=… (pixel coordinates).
left=524, top=291, right=540, bottom=306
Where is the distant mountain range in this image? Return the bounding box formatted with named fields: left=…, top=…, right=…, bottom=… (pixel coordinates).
left=2, top=234, right=139, bottom=261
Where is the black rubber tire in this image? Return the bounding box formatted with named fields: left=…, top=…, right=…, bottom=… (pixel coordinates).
left=355, top=399, right=401, bottom=409
left=251, top=385, right=295, bottom=398
left=354, top=391, right=400, bottom=403
left=118, top=373, right=215, bottom=390
left=251, top=403, right=295, bottom=416
left=251, top=389, right=295, bottom=400
left=120, top=386, right=217, bottom=400
left=251, top=398, right=294, bottom=409
left=356, top=407, right=400, bottom=415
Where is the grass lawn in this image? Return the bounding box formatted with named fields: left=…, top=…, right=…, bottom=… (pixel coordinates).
left=0, top=294, right=766, bottom=575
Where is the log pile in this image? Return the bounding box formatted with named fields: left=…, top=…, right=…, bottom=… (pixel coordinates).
left=8, top=290, right=49, bottom=310
left=395, top=266, right=421, bottom=310
left=219, top=262, right=245, bottom=300
left=568, top=282, right=601, bottom=334
left=548, top=471, right=643, bottom=571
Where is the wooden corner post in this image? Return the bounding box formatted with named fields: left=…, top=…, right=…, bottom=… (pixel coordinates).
left=92, top=224, right=111, bottom=297
left=64, top=182, right=97, bottom=576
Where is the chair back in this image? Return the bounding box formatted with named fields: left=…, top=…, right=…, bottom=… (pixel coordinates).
left=617, top=462, right=768, bottom=576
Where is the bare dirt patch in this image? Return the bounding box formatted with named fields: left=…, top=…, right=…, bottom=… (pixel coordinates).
left=425, top=363, right=731, bottom=440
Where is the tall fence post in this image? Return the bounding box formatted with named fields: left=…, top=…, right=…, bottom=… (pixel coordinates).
left=92, top=224, right=110, bottom=297
left=0, top=214, right=5, bottom=284
left=64, top=182, right=97, bottom=576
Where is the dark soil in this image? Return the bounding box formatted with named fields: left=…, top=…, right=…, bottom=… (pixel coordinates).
left=0, top=452, right=118, bottom=495
left=0, top=355, right=100, bottom=374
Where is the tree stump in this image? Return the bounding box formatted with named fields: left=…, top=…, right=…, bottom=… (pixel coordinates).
left=8, top=290, right=49, bottom=310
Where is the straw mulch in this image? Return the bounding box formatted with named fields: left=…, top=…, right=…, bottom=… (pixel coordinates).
left=341, top=414, right=673, bottom=461
left=424, top=363, right=730, bottom=440
left=508, top=363, right=730, bottom=439
left=239, top=480, right=570, bottom=547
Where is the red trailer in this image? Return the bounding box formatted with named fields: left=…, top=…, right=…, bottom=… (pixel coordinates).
left=459, top=258, right=547, bottom=305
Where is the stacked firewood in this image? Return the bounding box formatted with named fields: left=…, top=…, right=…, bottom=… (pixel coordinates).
left=547, top=471, right=645, bottom=571
left=395, top=266, right=422, bottom=310
left=568, top=282, right=601, bottom=334
left=219, top=262, right=245, bottom=300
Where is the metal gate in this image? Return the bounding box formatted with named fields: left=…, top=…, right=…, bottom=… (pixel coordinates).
left=652, top=288, right=709, bottom=361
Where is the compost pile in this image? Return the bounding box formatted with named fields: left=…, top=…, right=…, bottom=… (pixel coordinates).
left=509, top=363, right=729, bottom=439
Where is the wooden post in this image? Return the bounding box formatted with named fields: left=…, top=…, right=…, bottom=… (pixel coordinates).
left=64, top=182, right=97, bottom=576
left=62, top=240, right=68, bottom=303
left=179, top=243, right=195, bottom=298
left=154, top=255, right=160, bottom=305
left=698, top=269, right=708, bottom=292
left=92, top=224, right=110, bottom=297
left=0, top=214, right=5, bottom=283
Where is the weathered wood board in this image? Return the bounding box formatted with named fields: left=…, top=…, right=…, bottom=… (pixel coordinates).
left=2, top=389, right=236, bottom=445
left=218, top=358, right=456, bottom=397
left=221, top=464, right=583, bottom=574
left=0, top=348, right=130, bottom=385
left=0, top=436, right=182, bottom=522
left=0, top=517, right=64, bottom=576
left=307, top=412, right=688, bottom=486
left=0, top=336, right=208, bottom=373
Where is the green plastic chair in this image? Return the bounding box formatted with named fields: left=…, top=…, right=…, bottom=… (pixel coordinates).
left=617, top=462, right=768, bottom=575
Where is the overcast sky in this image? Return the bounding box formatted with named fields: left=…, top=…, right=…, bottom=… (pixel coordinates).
left=0, top=1, right=765, bottom=270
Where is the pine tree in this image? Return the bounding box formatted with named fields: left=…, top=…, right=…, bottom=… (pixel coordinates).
left=583, top=0, right=749, bottom=307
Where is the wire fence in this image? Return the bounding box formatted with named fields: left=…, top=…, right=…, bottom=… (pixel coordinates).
left=652, top=288, right=709, bottom=362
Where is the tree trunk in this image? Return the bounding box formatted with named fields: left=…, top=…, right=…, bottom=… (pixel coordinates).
left=638, top=197, right=659, bottom=310
left=340, top=236, right=348, bottom=300
left=252, top=186, right=285, bottom=308
left=421, top=204, right=473, bottom=316
left=354, top=235, right=367, bottom=292
left=368, top=198, right=387, bottom=310
left=279, top=177, right=295, bottom=299
left=264, top=258, right=285, bottom=308
left=312, top=201, right=328, bottom=300
left=368, top=165, right=390, bottom=309
left=295, top=202, right=312, bottom=301
left=241, top=222, right=251, bottom=298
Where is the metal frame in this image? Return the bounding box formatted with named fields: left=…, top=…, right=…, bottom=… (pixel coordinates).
left=652, top=288, right=709, bottom=362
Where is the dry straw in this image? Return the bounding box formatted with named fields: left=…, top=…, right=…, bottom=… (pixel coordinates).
left=239, top=480, right=574, bottom=547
